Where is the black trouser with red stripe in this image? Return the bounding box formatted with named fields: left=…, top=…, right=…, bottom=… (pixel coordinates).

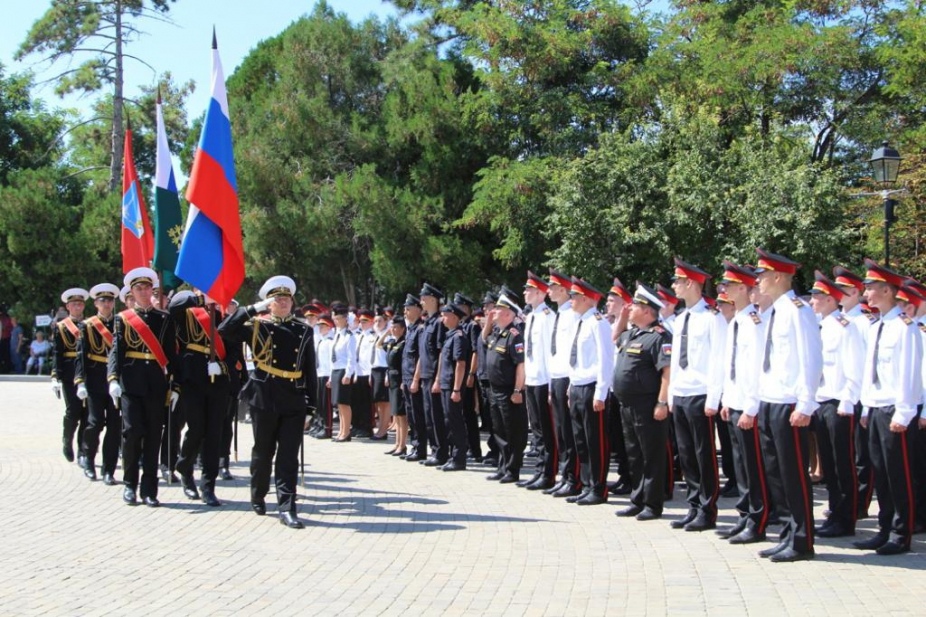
left=551, top=377, right=580, bottom=486
left=672, top=394, right=719, bottom=521
left=570, top=383, right=609, bottom=496
left=620, top=395, right=668, bottom=514
left=526, top=384, right=557, bottom=480
left=815, top=399, right=859, bottom=530
left=869, top=406, right=916, bottom=547
left=729, top=409, right=770, bottom=534
left=759, top=402, right=814, bottom=553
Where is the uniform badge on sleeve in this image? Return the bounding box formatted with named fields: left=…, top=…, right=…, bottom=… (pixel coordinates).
left=661, top=343, right=672, bottom=356
left=514, top=342, right=524, bottom=354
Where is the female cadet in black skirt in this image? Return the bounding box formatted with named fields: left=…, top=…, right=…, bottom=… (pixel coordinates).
left=384, top=316, right=408, bottom=455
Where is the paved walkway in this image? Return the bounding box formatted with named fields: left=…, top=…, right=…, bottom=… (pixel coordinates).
left=1, top=379, right=924, bottom=616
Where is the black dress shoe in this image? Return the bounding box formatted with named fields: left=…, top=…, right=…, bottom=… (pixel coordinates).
left=102, top=473, right=117, bottom=486
left=553, top=484, right=583, bottom=498
left=180, top=474, right=200, bottom=500
left=83, top=467, right=97, bottom=481
left=202, top=489, right=221, bottom=507
left=219, top=468, right=234, bottom=481
left=636, top=507, right=661, bottom=521
left=684, top=515, right=715, bottom=532
left=78, top=455, right=88, bottom=469
left=729, top=528, right=766, bottom=545
left=405, top=453, right=426, bottom=462
left=816, top=524, right=854, bottom=538
left=123, top=488, right=138, bottom=505
left=483, top=457, right=499, bottom=467
left=526, top=477, right=554, bottom=491
left=486, top=472, right=505, bottom=481
left=143, top=496, right=160, bottom=508
left=852, top=533, right=890, bottom=550
left=876, top=540, right=910, bottom=556
left=758, top=540, right=790, bottom=558
left=517, top=473, right=543, bottom=488
left=332, top=436, right=352, bottom=442
left=392, top=449, right=407, bottom=457
left=616, top=505, right=643, bottom=518
left=566, top=489, right=592, bottom=504
left=63, top=443, right=75, bottom=462
left=770, top=548, right=815, bottom=563
left=716, top=519, right=748, bottom=539
left=442, top=461, right=466, bottom=472
left=384, top=448, right=399, bottom=455
left=351, top=431, right=373, bottom=440
left=576, top=493, right=607, bottom=506
left=251, top=501, right=267, bottom=516
left=670, top=509, right=698, bottom=529
left=607, top=478, right=632, bottom=496
left=525, top=449, right=541, bottom=458
left=423, top=458, right=446, bottom=467
left=499, top=473, right=519, bottom=484
left=543, top=481, right=565, bottom=495
left=280, top=512, right=305, bottom=529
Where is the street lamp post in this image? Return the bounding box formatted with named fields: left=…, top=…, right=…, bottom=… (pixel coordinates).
left=867, top=141, right=905, bottom=266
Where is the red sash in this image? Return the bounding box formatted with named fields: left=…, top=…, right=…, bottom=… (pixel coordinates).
left=120, top=309, right=168, bottom=370
left=60, top=317, right=80, bottom=340
left=88, top=316, right=114, bottom=348
left=190, top=307, right=226, bottom=360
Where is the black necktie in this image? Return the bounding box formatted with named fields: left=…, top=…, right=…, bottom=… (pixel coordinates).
left=763, top=309, right=776, bottom=372
left=730, top=320, right=738, bottom=381
left=527, top=314, right=534, bottom=360
left=569, top=319, right=583, bottom=368
left=872, top=321, right=884, bottom=386
left=551, top=311, right=560, bottom=355
left=679, top=312, right=691, bottom=369
left=331, top=331, right=340, bottom=363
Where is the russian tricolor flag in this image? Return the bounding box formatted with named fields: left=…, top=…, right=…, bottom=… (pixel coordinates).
left=175, top=32, right=244, bottom=306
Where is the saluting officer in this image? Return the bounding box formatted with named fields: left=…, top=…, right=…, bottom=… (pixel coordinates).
left=853, top=260, right=922, bottom=555
left=613, top=285, right=672, bottom=521
left=567, top=277, right=614, bottom=506
left=218, top=275, right=318, bottom=529
left=53, top=287, right=89, bottom=465
left=753, top=249, right=822, bottom=563
left=169, top=289, right=232, bottom=507
left=435, top=303, right=472, bottom=471
left=74, top=283, right=120, bottom=484
left=108, top=268, right=177, bottom=507
left=483, top=293, right=527, bottom=483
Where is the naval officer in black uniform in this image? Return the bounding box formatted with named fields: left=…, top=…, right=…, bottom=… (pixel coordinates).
left=53, top=287, right=89, bottom=465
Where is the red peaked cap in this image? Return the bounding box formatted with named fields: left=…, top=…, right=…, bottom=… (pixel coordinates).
left=810, top=270, right=844, bottom=302
left=525, top=270, right=550, bottom=294
left=548, top=268, right=572, bottom=289
left=863, top=258, right=905, bottom=288
left=656, top=283, right=678, bottom=305
left=673, top=257, right=712, bottom=285
left=608, top=277, right=632, bottom=304
left=721, top=260, right=758, bottom=287
left=897, top=285, right=926, bottom=308
left=832, top=266, right=864, bottom=292
left=570, top=277, right=604, bottom=303
left=754, top=248, right=800, bottom=275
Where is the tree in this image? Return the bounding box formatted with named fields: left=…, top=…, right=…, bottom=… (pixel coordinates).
left=16, top=0, right=178, bottom=193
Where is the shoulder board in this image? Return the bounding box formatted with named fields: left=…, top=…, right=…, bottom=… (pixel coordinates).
left=792, top=297, right=806, bottom=308
left=454, top=330, right=464, bottom=337
left=749, top=311, right=762, bottom=325
left=542, top=307, right=551, bottom=315
left=919, top=323, right=926, bottom=334
left=594, top=313, right=603, bottom=320
left=510, top=328, right=519, bottom=336
left=866, top=313, right=879, bottom=323
left=652, top=325, right=665, bottom=334
left=710, top=306, right=720, bottom=314
left=836, top=314, right=850, bottom=327
left=900, top=314, right=915, bottom=326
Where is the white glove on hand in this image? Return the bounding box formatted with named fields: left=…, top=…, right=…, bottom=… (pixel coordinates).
left=76, top=384, right=88, bottom=400
left=108, top=381, right=122, bottom=404
left=51, top=379, right=61, bottom=399
left=207, top=362, right=222, bottom=377
left=170, top=390, right=180, bottom=411
left=252, top=298, right=273, bottom=313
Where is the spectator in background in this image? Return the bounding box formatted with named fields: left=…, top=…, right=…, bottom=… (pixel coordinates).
left=26, top=331, right=51, bottom=374
left=10, top=316, right=25, bottom=374
left=0, top=304, right=12, bottom=373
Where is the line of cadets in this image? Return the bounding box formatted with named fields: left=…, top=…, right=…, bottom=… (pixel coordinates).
left=50, top=250, right=926, bottom=547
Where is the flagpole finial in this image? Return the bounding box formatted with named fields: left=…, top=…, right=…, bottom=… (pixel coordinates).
left=212, top=26, right=217, bottom=50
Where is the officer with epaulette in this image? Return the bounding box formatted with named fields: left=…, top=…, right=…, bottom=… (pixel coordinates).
left=417, top=283, right=448, bottom=466
left=753, top=248, right=822, bottom=562
left=435, top=303, right=472, bottom=471
left=521, top=271, right=556, bottom=490
left=218, top=275, right=317, bottom=528
left=402, top=294, right=427, bottom=461
left=53, top=287, right=89, bottom=465
left=853, top=259, right=922, bottom=555
left=613, top=284, right=672, bottom=521
left=107, top=268, right=178, bottom=507
left=482, top=293, right=527, bottom=483
left=75, top=283, right=120, bottom=484
left=453, top=293, right=483, bottom=463
left=169, top=288, right=232, bottom=507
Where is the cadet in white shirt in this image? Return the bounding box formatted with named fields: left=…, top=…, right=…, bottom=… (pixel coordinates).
left=330, top=305, right=357, bottom=442
left=352, top=308, right=377, bottom=439
left=753, top=249, right=822, bottom=563
left=853, top=260, right=923, bottom=555
left=900, top=279, right=926, bottom=533
left=308, top=314, right=335, bottom=439
left=668, top=258, right=727, bottom=532
left=810, top=271, right=864, bottom=538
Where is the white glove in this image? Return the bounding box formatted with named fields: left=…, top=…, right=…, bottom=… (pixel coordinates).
left=109, top=381, right=122, bottom=403
left=207, top=362, right=222, bottom=377
left=252, top=298, right=273, bottom=313
left=76, top=384, right=88, bottom=400
left=51, top=379, right=61, bottom=399
left=170, top=390, right=180, bottom=411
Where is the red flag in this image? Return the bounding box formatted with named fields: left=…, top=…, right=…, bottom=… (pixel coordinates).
left=121, top=128, right=154, bottom=273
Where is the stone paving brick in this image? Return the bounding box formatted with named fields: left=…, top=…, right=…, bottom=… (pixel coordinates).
left=1, top=379, right=926, bottom=615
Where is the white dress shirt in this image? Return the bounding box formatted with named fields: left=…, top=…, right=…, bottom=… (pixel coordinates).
left=524, top=302, right=555, bottom=386
left=316, top=331, right=334, bottom=378
left=668, top=298, right=728, bottom=409
left=549, top=300, right=580, bottom=380
left=568, top=308, right=614, bottom=402
left=816, top=310, right=865, bottom=414
left=330, top=327, right=357, bottom=376
left=860, top=306, right=922, bottom=426
left=721, top=305, right=763, bottom=413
